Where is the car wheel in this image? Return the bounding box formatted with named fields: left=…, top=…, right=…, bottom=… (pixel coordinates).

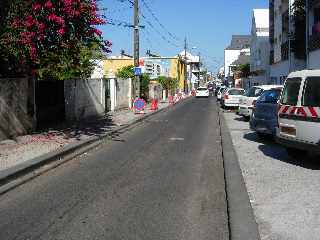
left=243, top=115, right=250, bottom=121
left=286, top=147, right=307, bottom=159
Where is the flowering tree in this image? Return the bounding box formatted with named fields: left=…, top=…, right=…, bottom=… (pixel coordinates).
left=0, top=0, right=111, bottom=80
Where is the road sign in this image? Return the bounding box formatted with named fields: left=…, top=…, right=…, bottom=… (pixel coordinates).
left=134, top=67, right=142, bottom=76
left=133, top=98, right=146, bottom=111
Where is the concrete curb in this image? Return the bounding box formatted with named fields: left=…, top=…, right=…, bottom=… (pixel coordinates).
left=218, top=111, right=261, bottom=240
left=0, top=98, right=192, bottom=195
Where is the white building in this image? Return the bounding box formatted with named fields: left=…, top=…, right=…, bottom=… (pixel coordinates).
left=250, top=9, right=270, bottom=86
left=179, top=51, right=200, bottom=89
left=224, top=35, right=251, bottom=85
left=307, top=0, right=320, bottom=69
left=269, top=0, right=306, bottom=84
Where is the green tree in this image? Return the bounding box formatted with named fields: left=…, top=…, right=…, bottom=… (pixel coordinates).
left=140, top=73, right=150, bottom=100
left=157, top=76, right=178, bottom=95
left=235, top=64, right=250, bottom=78
left=116, top=65, right=134, bottom=79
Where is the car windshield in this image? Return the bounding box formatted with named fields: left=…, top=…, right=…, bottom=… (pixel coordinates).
left=281, top=77, right=302, bottom=105
left=302, top=77, right=320, bottom=107
left=258, top=89, right=282, bottom=103
left=228, top=89, right=244, bottom=95
left=246, top=87, right=263, bottom=97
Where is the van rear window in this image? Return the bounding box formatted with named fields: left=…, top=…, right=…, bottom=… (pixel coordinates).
left=302, top=77, right=320, bottom=107
left=281, top=77, right=302, bottom=105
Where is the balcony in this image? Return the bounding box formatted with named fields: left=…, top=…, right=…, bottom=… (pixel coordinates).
left=281, top=41, right=289, bottom=61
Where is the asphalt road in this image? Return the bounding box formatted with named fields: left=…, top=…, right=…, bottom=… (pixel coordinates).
left=0, top=97, right=229, bottom=240
left=224, top=111, right=320, bottom=240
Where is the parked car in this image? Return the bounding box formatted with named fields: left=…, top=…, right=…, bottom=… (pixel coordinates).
left=238, top=85, right=283, bottom=120
left=196, top=86, right=209, bottom=98
left=217, top=86, right=227, bottom=101
left=277, top=70, right=320, bottom=156
left=250, top=87, right=283, bottom=137
left=221, top=88, right=245, bottom=108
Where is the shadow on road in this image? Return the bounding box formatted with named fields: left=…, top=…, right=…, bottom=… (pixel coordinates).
left=244, top=132, right=320, bottom=170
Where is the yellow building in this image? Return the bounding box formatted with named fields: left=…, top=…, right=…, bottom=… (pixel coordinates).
left=103, top=56, right=187, bottom=91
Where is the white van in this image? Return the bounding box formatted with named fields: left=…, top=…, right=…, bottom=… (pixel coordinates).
left=277, top=70, right=320, bottom=156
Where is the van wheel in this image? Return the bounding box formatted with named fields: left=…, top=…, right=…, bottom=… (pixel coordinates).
left=286, top=147, right=306, bottom=158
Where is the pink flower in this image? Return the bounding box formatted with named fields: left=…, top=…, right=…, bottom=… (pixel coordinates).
left=90, top=17, right=106, bottom=25
left=104, top=40, right=112, bottom=47
left=63, top=0, right=73, bottom=6
left=48, top=14, right=65, bottom=25
left=30, top=45, right=37, bottom=60
left=44, top=1, right=53, bottom=9
left=57, top=28, right=65, bottom=36
left=20, top=31, right=36, bottom=44
left=93, top=28, right=102, bottom=36
left=32, top=3, right=42, bottom=11
left=38, top=23, right=46, bottom=32
left=25, top=16, right=36, bottom=28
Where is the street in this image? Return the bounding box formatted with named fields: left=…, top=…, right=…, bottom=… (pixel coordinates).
left=224, top=111, right=320, bottom=240
left=0, top=97, right=229, bottom=240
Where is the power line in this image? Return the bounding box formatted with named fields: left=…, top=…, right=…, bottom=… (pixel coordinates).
left=140, top=0, right=180, bottom=42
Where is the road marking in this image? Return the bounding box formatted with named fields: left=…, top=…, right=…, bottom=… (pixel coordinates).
left=169, top=138, right=185, bottom=141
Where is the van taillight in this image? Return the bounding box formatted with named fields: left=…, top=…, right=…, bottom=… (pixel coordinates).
left=224, top=95, right=229, bottom=100
left=252, top=100, right=257, bottom=108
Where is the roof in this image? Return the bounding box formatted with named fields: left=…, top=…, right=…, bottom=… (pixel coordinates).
left=253, top=9, right=269, bottom=29
left=288, top=69, right=320, bottom=78
left=226, top=35, right=251, bottom=50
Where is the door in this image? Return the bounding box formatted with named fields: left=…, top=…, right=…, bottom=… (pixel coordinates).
left=105, top=79, right=111, bottom=112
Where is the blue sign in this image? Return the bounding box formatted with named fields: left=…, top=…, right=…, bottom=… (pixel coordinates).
left=133, top=98, right=146, bottom=111
left=134, top=67, right=142, bottom=76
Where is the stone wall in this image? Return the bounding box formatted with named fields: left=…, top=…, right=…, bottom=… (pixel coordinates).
left=64, top=79, right=105, bottom=121
left=0, top=78, right=33, bottom=140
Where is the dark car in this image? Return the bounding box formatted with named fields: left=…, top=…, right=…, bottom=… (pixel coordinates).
left=250, top=87, right=283, bottom=137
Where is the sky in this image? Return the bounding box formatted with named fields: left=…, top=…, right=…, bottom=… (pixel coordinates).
left=99, top=0, right=269, bottom=73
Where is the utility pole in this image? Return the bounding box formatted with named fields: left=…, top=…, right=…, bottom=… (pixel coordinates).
left=133, top=0, right=140, bottom=98
left=306, top=0, right=309, bottom=69
left=184, top=37, right=188, bottom=93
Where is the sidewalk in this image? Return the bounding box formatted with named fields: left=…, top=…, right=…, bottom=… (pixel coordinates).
left=0, top=101, right=171, bottom=173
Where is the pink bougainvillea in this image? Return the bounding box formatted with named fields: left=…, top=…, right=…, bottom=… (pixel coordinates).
left=2, top=0, right=111, bottom=79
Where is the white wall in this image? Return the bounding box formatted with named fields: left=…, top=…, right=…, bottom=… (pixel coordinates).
left=309, top=49, right=320, bottom=69
left=270, top=60, right=289, bottom=84
left=224, top=49, right=241, bottom=77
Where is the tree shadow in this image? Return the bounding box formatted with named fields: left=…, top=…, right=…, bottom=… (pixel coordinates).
left=243, top=132, right=320, bottom=170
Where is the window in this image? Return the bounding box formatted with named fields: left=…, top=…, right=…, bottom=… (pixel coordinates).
left=258, top=89, right=282, bottom=103
left=281, top=77, right=302, bottom=105
left=229, top=89, right=245, bottom=95
left=314, top=7, right=320, bottom=24
left=246, top=87, right=263, bottom=97
left=302, top=77, right=320, bottom=107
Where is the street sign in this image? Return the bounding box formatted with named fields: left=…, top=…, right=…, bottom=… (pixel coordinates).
left=133, top=98, right=146, bottom=111
left=134, top=67, right=142, bottom=76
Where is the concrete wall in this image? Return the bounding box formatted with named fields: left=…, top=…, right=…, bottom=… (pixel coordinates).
left=64, top=79, right=105, bottom=121
left=0, top=78, right=33, bottom=140
left=149, top=82, right=163, bottom=101
left=116, top=78, right=131, bottom=110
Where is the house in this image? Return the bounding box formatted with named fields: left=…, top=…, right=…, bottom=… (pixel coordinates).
left=250, top=9, right=270, bottom=86
left=103, top=55, right=187, bottom=92
left=179, top=51, right=200, bottom=90
left=269, top=0, right=306, bottom=84
left=224, top=35, right=251, bottom=86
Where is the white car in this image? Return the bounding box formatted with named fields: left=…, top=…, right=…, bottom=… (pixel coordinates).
left=217, top=86, right=227, bottom=101
left=238, top=85, right=283, bottom=119
left=221, top=88, right=245, bottom=108
left=277, top=70, right=320, bottom=156
left=196, top=87, right=209, bottom=98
